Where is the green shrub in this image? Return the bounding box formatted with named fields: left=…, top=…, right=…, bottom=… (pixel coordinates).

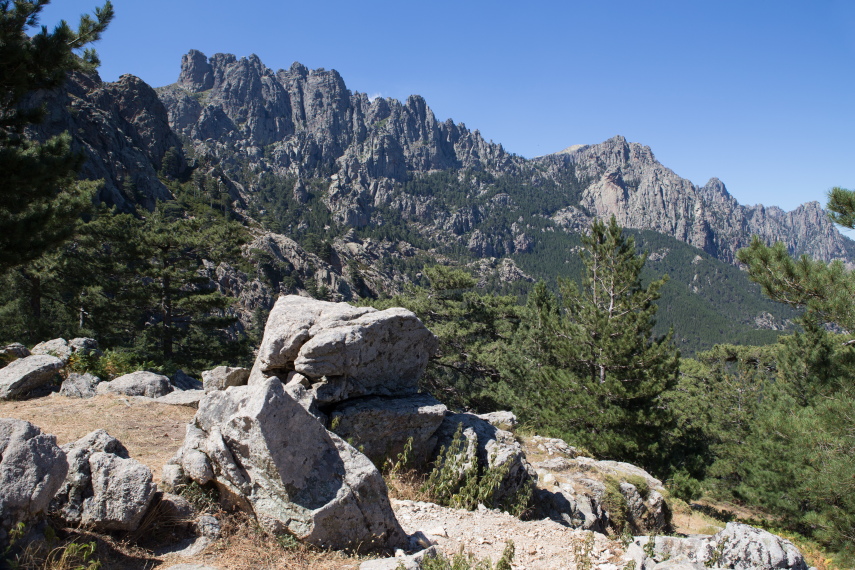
left=603, top=477, right=628, bottom=531
left=420, top=424, right=532, bottom=517
left=667, top=471, right=702, bottom=502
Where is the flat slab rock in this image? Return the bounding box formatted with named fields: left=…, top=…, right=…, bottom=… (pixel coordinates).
left=250, top=295, right=438, bottom=402
left=627, top=523, right=809, bottom=570
left=156, top=389, right=205, bottom=407
left=0, top=354, right=64, bottom=400
left=389, top=499, right=624, bottom=570
left=96, top=371, right=173, bottom=398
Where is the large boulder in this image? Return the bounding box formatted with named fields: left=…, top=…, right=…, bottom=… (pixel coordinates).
left=249, top=295, right=438, bottom=403
left=96, top=371, right=173, bottom=398
left=0, top=420, right=68, bottom=541
left=201, top=366, right=249, bottom=393
left=30, top=338, right=73, bottom=363
left=168, top=379, right=406, bottom=551
left=626, top=523, right=809, bottom=570
left=329, top=394, right=447, bottom=466
left=0, top=354, right=64, bottom=400
left=50, top=429, right=156, bottom=531
left=432, top=412, right=535, bottom=508
left=59, top=372, right=101, bottom=398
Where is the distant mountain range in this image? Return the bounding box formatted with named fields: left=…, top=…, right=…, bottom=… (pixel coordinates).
left=30, top=49, right=847, bottom=352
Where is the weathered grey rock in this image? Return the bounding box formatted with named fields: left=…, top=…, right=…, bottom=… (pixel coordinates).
left=530, top=435, right=580, bottom=458
left=0, top=355, right=64, bottom=400
left=59, top=373, right=101, bottom=398
left=0, top=419, right=68, bottom=536
left=50, top=429, right=156, bottom=531
left=201, top=366, right=249, bottom=393
left=68, top=337, right=100, bottom=356
left=250, top=295, right=438, bottom=404
left=475, top=410, right=518, bottom=429
left=360, top=546, right=438, bottom=570
left=195, top=514, right=221, bottom=539
left=629, top=523, right=809, bottom=570
left=714, top=522, right=808, bottom=570
left=173, top=378, right=406, bottom=550
left=172, top=370, right=203, bottom=391
left=529, top=438, right=670, bottom=534
left=156, top=389, right=205, bottom=407
left=96, top=370, right=173, bottom=398
left=534, top=487, right=607, bottom=532
left=30, top=338, right=72, bottom=362
left=0, top=343, right=30, bottom=362
left=329, top=394, right=447, bottom=465
left=432, top=412, right=535, bottom=508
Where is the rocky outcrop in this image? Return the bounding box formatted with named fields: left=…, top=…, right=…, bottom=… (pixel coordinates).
left=250, top=295, right=438, bottom=405
left=28, top=71, right=184, bottom=210
left=50, top=430, right=156, bottom=531
left=167, top=378, right=406, bottom=550
left=96, top=371, right=174, bottom=398
left=0, top=355, right=64, bottom=400
left=526, top=435, right=669, bottom=534
left=541, top=136, right=855, bottom=264
left=626, top=522, right=808, bottom=570
left=0, top=420, right=68, bottom=542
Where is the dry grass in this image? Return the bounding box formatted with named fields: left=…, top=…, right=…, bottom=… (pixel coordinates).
left=384, top=469, right=433, bottom=503
left=0, top=393, right=374, bottom=569
left=0, top=393, right=194, bottom=482
left=199, top=511, right=365, bottom=570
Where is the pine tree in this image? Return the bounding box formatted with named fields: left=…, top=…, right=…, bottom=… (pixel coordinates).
left=0, top=0, right=113, bottom=271
left=549, top=216, right=679, bottom=470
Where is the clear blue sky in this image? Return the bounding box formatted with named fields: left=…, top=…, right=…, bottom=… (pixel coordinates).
left=37, top=0, right=855, bottom=213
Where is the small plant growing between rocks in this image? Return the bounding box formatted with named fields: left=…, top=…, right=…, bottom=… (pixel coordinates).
left=603, top=476, right=629, bottom=532
left=414, top=540, right=515, bottom=570
left=571, top=531, right=596, bottom=570
left=419, top=424, right=531, bottom=516
left=178, top=480, right=219, bottom=513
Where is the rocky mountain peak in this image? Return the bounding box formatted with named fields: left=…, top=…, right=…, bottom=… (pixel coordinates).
left=178, top=49, right=214, bottom=92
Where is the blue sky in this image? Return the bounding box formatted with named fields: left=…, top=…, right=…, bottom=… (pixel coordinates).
left=37, top=0, right=855, bottom=212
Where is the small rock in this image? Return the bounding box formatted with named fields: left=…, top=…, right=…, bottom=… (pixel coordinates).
left=201, top=366, right=249, bottom=393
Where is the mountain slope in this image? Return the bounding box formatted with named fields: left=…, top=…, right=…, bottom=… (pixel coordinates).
left=25, top=50, right=852, bottom=352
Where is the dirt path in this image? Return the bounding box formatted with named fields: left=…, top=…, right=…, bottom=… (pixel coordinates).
left=392, top=499, right=625, bottom=570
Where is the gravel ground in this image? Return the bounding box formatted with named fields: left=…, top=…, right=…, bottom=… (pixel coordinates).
left=392, top=499, right=626, bottom=570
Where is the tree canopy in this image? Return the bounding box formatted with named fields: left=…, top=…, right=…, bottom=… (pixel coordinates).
left=0, top=0, right=113, bottom=271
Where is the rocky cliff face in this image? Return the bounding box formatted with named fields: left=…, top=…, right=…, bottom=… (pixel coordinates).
left=153, top=51, right=854, bottom=265
left=27, top=71, right=185, bottom=211
left=538, top=136, right=855, bottom=263
left=156, top=50, right=518, bottom=228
